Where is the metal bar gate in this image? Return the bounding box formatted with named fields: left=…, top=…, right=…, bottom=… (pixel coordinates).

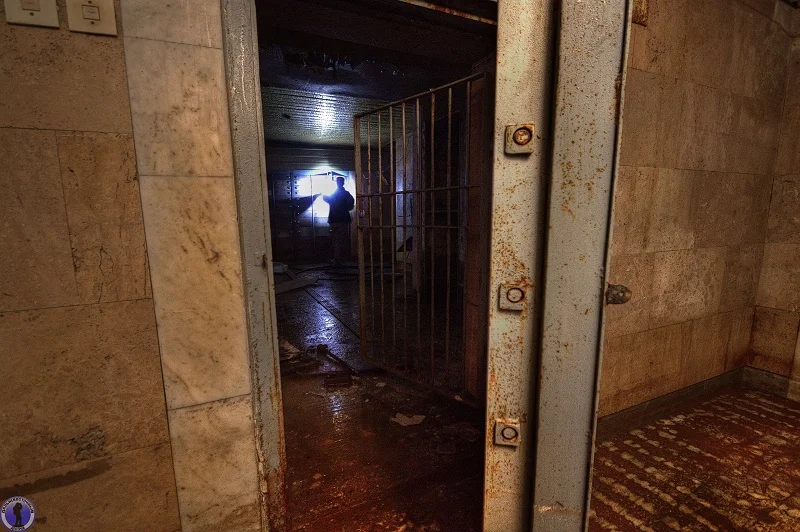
left=353, top=73, right=490, bottom=405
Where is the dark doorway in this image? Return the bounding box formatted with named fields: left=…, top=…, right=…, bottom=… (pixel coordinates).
left=256, top=0, right=497, bottom=529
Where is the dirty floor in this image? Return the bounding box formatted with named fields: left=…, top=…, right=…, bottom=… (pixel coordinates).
left=590, top=388, right=800, bottom=531
left=275, top=269, right=484, bottom=531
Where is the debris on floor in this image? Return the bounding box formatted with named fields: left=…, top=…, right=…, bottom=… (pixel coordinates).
left=279, top=340, right=321, bottom=376
left=277, top=275, right=483, bottom=531
left=390, top=413, right=426, bottom=426
left=324, top=371, right=353, bottom=390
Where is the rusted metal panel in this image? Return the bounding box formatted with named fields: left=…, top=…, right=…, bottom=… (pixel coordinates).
left=532, top=0, right=628, bottom=530
left=220, top=0, right=287, bottom=529
left=482, top=0, right=556, bottom=529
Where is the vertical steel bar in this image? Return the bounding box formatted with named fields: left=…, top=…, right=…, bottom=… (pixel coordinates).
left=429, top=91, right=436, bottom=379
left=462, top=80, right=471, bottom=388
left=367, top=116, right=375, bottom=357
left=354, top=118, right=368, bottom=356
left=415, top=98, right=422, bottom=369
left=310, top=170, right=316, bottom=260
left=389, top=107, right=397, bottom=360
left=378, top=111, right=385, bottom=354
left=445, top=87, right=452, bottom=371
left=402, top=102, right=409, bottom=368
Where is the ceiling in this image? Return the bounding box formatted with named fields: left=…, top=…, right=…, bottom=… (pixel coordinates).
left=256, top=0, right=496, bottom=147
left=262, top=87, right=387, bottom=146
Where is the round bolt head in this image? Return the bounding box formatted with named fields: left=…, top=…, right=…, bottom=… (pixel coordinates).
left=506, top=287, right=525, bottom=303
left=501, top=426, right=519, bottom=441
left=513, top=127, right=532, bottom=146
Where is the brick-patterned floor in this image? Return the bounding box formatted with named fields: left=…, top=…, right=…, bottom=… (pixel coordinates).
left=590, top=389, right=800, bottom=531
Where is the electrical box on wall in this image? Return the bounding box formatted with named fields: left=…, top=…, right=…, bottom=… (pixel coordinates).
left=4, top=0, right=59, bottom=28
left=66, top=0, right=116, bottom=36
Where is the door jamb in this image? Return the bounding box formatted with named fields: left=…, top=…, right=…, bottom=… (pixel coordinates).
left=218, top=0, right=630, bottom=530
left=220, top=0, right=287, bottom=529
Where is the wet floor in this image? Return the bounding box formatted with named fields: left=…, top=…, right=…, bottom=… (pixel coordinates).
left=275, top=269, right=484, bottom=531
left=277, top=269, right=800, bottom=531
left=589, top=388, right=800, bottom=531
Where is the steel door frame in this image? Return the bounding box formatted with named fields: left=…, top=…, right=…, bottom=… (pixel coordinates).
left=220, top=0, right=630, bottom=529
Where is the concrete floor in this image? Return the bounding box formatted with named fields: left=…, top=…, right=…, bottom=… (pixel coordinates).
left=277, top=273, right=800, bottom=531
left=590, top=389, right=800, bottom=531
left=276, top=272, right=484, bottom=531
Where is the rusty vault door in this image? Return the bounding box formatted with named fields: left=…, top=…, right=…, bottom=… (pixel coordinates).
left=353, top=73, right=493, bottom=406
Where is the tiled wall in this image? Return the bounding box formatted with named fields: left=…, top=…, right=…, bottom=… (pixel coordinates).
left=600, top=0, right=800, bottom=415
left=0, top=1, right=180, bottom=530
left=120, top=0, right=261, bottom=530
left=757, top=38, right=800, bottom=395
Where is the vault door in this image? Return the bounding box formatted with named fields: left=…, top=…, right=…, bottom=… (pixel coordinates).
left=353, top=74, right=491, bottom=405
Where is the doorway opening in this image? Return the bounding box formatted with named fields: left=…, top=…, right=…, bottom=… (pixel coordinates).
left=255, top=0, right=497, bottom=529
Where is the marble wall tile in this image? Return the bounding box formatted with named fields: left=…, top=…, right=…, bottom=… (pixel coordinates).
left=684, top=312, right=732, bottom=386
left=125, top=37, right=233, bottom=177
left=643, top=168, right=695, bottom=252
left=121, top=0, right=223, bottom=48
left=599, top=322, right=691, bottom=416
left=734, top=95, right=783, bottom=148
left=692, top=172, right=771, bottom=249
left=0, top=300, right=169, bottom=478
left=720, top=245, right=763, bottom=312
left=739, top=0, right=778, bottom=19
left=767, top=175, right=800, bottom=244
left=604, top=253, right=654, bottom=338
left=756, top=243, right=800, bottom=312
left=727, top=306, right=755, bottom=370
left=650, top=248, right=727, bottom=328
left=168, top=396, right=261, bottom=532
left=750, top=306, right=800, bottom=376
left=56, top=132, right=149, bottom=304
left=619, top=69, right=661, bottom=167
left=140, top=176, right=250, bottom=409
left=609, top=166, right=654, bottom=256
left=628, top=0, right=691, bottom=80
left=0, top=23, right=132, bottom=132
left=0, top=129, right=79, bottom=312
left=0, top=443, right=180, bottom=532
left=773, top=46, right=800, bottom=176
left=774, top=3, right=800, bottom=37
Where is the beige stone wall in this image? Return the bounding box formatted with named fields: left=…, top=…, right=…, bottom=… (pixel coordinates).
left=1, top=1, right=261, bottom=529
left=758, top=38, right=800, bottom=390
left=600, top=0, right=799, bottom=415
left=120, top=1, right=261, bottom=530
left=0, top=1, right=180, bottom=530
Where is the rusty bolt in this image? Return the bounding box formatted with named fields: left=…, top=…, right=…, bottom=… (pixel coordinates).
left=506, top=287, right=525, bottom=304
left=501, top=426, right=519, bottom=441
left=494, top=419, right=521, bottom=447
left=513, top=126, right=533, bottom=146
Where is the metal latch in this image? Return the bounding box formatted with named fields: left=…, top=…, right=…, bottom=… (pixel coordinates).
left=605, top=283, right=632, bottom=305
left=494, top=419, right=521, bottom=447
left=499, top=283, right=526, bottom=311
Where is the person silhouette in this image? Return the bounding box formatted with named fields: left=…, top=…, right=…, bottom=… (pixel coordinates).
left=322, top=175, right=355, bottom=266
left=12, top=502, right=22, bottom=526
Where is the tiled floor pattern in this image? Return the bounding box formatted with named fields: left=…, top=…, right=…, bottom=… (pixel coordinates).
left=590, top=389, right=800, bottom=531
